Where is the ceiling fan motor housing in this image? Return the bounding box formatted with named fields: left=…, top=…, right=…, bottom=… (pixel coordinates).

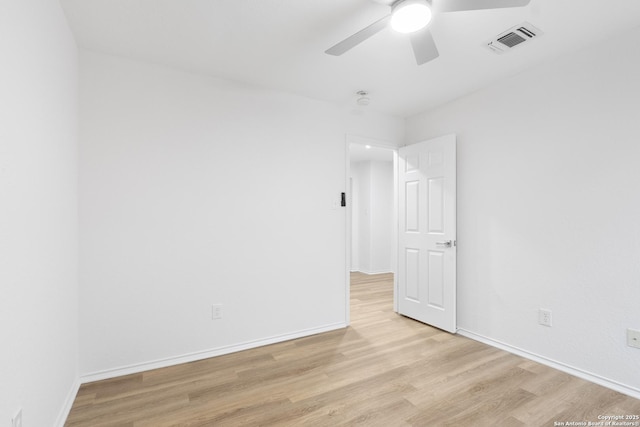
left=390, top=0, right=433, bottom=33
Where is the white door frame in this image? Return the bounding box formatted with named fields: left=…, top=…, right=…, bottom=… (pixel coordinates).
left=344, top=134, right=399, bottom=325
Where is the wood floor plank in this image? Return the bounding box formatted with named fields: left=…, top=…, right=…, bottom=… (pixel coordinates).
left=65, top=272, right=640, bottom=426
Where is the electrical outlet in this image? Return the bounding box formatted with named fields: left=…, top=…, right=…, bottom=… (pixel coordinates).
left=12, top=408, right=22, bottom=427
left=212, top=304, right=223, bottom=320
left=538, top=309, right=552, bottom=327
left=628, top=328, right=640, bottom=349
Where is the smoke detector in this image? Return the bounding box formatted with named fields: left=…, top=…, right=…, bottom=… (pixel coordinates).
left=487, top=22, right=543, bottom=54
left=356, top=91, right=370, bottom=106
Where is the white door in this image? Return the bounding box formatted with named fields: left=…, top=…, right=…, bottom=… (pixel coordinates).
left=397, top=134, right=456, bottom=333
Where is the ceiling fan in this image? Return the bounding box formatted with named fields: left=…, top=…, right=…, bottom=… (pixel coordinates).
left=325, top=0, right=531, bottom=65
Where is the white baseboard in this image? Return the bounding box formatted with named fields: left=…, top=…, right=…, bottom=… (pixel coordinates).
left=457, top=328, right=640, bottom=400
left=80, top=322, right=347, bottom=384
left=55, top=377, right=80, bottom=427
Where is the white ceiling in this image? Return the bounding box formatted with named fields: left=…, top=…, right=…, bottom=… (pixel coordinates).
left=60, top=0, right=640, bottom=117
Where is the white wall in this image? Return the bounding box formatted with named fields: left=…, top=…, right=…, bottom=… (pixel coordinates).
left=370, top=161, right=394, bottom=273
left=0, top=1, right=79, bottom=426
left=351, top=160, right=394, bottom=274
left=406, top=27, right=640, bottom=394
left=79, top=51, right=404, bottom=376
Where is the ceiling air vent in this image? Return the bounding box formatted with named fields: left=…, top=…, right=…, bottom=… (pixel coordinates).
left=486, top=22, right=543, bottom=54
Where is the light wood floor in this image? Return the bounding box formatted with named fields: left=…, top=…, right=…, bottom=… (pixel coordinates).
left=66, top=273, right=640, bottom=426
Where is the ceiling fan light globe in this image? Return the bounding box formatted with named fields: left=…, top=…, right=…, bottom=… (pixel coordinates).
left=390, top=0, right=432, bottom=34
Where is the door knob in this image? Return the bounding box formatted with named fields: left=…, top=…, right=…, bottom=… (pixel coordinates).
left=436, top=240, right=452, bottom=248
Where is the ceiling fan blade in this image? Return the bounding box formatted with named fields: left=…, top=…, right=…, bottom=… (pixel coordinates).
left=325, top=15, right=391, bottom=56
left=435, top=0, right=530, bottom=13
left=410, top=27, right=439, bottom=65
